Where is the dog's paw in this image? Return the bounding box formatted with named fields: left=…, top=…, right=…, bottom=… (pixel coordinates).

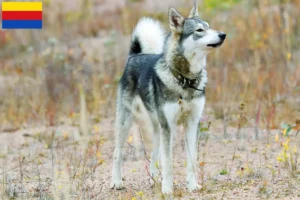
left=187, top=182, right=202, bottom=192
left=150, top=167, right=159, bottom=178
left=161, top=181, right=173, bottom=194
left=110, top=180, right=125, bottom=190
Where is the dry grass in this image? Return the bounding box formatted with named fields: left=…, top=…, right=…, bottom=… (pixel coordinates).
left=0, top=0, right=299, bottom=199
left=0, top=119, right=299, bottom=199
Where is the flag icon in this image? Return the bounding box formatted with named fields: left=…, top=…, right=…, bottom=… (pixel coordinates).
left=2, top=2, right=43, bottom=29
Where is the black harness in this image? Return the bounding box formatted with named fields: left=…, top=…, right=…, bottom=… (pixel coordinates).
left=169, top=67, right=205, bottom=93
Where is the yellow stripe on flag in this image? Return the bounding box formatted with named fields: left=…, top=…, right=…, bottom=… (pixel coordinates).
left=2, top=2, right=42, bottom=11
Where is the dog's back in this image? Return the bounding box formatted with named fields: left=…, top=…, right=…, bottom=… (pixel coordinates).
left=118, top=18, right=167, bottom=110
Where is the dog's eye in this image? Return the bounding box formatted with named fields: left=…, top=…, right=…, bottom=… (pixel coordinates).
left=196, top=28, right=204, bottom=32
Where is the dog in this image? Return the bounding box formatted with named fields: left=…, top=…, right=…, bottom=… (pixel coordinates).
left=111, top=2, right=226, bottom=194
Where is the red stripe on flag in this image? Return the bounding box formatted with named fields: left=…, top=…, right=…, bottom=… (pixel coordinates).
left=2, top=11, right=42, bottom=20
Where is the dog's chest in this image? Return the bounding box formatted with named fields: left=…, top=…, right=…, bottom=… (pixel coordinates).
left=163, top=99, right=193, bottom=124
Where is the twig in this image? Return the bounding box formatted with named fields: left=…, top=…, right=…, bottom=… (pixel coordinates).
left=18, top=156, right=24, bottom=200
left=0, top=157, right=37, bottom=176
left=223, top=108, right=228, bottom=139
left=255, top=103, right=261, bottom=140
left=37, top=164, right=42, bottom=199
left=138, top=128, right=149, bottom=160
left=90, top=183, right=104, bottom=199
left=222, top=84, right=248, bottom=197
left=80, top=137, right=91, bottom=199
left=200, top=131, right=210, bottom=197
left=145, top=164, right=157, bottom=186
left=2, top=154, right=6, bottom=199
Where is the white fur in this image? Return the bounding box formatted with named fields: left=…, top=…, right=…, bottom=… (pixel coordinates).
left=184, top=49, right=208, bottom=74
left=161, top=102, right=179, bottom=194
left=132, top=17, right=165, bottom=54
left=183, top=29, right=220, bottom=74
left=161, top=97, right=205, bottom=193
left=185, top=97, right=205, bottom=191
left=149, top=112, right=160, bottom=178
left=111, top=105, right=132, bottom=190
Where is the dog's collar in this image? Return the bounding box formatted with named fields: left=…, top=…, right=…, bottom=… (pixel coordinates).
left=169, top=67, right=205, bottom=93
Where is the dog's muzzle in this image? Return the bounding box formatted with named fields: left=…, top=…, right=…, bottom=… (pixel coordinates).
left=218, top=32, right=226, bottom=40
left=207, top=32, right=226, bottom=48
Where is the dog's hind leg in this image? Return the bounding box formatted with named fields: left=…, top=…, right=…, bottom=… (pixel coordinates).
left=185, top=97, right=205, bottom=192
left=159, top=118, right=174, bottom=194
left=149, top=113, right=160, bottom=179
left=111, top=95, right=133, bottom=190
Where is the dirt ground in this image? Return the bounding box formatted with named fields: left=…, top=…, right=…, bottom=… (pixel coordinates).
left=0, top=117, right=299, bottom=200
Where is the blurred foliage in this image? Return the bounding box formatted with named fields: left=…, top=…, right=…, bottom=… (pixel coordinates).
left=203, top=0, right=241, bottom=11
left=0, top=0, right=299, bottom=131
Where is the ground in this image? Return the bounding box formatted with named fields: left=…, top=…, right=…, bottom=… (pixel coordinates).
left=0, top=117, right=299, bottom=200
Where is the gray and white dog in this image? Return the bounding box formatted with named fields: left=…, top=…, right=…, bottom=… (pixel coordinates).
left=111, top=2, right=226, bottom=194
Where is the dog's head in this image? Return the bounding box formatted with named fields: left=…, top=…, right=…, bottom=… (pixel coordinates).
left=168, top=3, right=226, bottom=59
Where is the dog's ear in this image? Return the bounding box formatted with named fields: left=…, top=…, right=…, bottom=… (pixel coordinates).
left=169, top=7, right=185, bottom=33
left=188, top=1, right=199, bottom=18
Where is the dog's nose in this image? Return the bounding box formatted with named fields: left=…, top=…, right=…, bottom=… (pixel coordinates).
left=218, top=32, right=226, bottom=40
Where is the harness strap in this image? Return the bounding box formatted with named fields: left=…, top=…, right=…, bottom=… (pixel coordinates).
left=169, top=67, right=205, bottom=93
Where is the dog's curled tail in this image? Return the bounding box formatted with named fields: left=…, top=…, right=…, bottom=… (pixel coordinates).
left=130, top=18, right=165, bottom=55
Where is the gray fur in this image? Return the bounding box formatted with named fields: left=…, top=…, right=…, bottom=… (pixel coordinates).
left=111, top=3, right=226, bottom=194
left=188, top=0, right=199, bottom=18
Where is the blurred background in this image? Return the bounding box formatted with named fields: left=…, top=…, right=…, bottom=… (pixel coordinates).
left=0, top=0, right=299, bottom=133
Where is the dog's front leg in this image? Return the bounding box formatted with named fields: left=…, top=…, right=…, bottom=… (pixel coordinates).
left=186, top=97, right=205, bottom=192
left=158, top=103, right=179, bottom=194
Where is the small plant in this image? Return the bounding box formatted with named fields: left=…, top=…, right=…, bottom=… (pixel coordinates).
left=220, top=169, right=228, bottom=175
left=251, top=148, right=258, bottom=153
left=276, top=127, right=298, bottom=176
left=257, top=181, right=271, bottom=198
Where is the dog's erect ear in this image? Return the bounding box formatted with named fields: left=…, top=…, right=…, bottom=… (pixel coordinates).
left=188, top=0, right=199, bottom=18
left=169, top=7, right=185, bottom=33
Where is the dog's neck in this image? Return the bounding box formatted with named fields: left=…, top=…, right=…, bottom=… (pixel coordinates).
left=164, top=34, right=208, bottom=78
left=185, top=50, right=208, bottom=75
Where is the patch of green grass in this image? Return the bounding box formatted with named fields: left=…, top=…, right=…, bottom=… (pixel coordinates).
left=220, top=169, right=228, bottom=175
